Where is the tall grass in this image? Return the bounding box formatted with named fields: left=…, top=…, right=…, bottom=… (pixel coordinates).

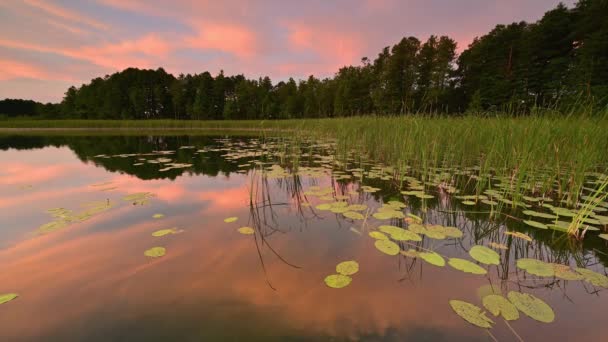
left=2, top=114, right=607, bottom=206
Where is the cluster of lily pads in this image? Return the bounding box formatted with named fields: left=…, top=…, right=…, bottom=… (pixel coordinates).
left=224, top=216, right=256, bottom=235
left=94, top=151, right=192, bottom=173
left=324, top=261, right=360, bottom=289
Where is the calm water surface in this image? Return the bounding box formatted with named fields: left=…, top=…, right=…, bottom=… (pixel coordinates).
left=0, top=134, right=607, bottom=341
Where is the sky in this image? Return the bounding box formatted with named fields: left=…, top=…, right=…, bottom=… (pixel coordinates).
left=0, top=0, right=576, bottom=103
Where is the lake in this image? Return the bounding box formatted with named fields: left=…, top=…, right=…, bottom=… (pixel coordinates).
left=0, top=133, right=607, bottom=341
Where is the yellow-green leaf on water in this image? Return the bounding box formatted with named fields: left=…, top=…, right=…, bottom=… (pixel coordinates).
left=324, top=274, right=352, bottom=289
left=0, top=293, right=18, bottom=305
left=151, top=228, right=180, bottom=237
left=237, top=227, right=255, bottom=235
left=553, top=264, right=584, bottom=281
left=315, top=203, right=332, bottom=211
left=378, top=225, right=421, bottom=241
left=462, top=200, right=476, bottom=206
left=343, top=211, right=365, bottom=220
left=152, top=214, right=164, bottom=219
left=469, top=245, right=500, bottom=265
left=419, top=252, right=445, bottom=267
left=599, top=234, right=608, bottom=241
left=443, top=226, right=464, bottom=238
left=482, top=294, right=519, bottom=321
left=407, top=213, right=422, bottom=223
left=369, top=231, right=388, bottom=240
left=449, top=300, right=494, bottom=328
left=448, top=258, right=487, bottom=275
left=144, top=247, right=166, bottom=258
left=374, top=240, right=400, bottom=256
left=408, top=224, right=427, bottom=234
left=224, top=217, right=238, bottom=223
left=507, top=291, right=555, bottom=323
left=524, top=220, right=548, bottom=229
left=400, top=249, right=419, bottom=258
left=575, top=268, right=608, bottom=288
left=336, top=261, right=359, bottom=276
left=516, top=258, right=555, bottom=277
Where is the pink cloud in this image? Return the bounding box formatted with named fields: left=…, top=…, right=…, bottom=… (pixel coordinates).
left=286, top=22, right=365, bottom=72
left=0, top=59, right=56, bottom=81
left=23, top=0, right=108, bottom=30
left=184, top=22, right=258, bottom=58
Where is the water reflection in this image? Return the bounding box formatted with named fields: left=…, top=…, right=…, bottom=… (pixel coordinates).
left=0, top=134, right=606, bottom=341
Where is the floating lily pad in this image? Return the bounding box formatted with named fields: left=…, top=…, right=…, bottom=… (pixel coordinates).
left=369, top=231, right=388, bottom=240
left=374, top=240, right=400, bottom=256
left=449, top=300, right=494, bottom=328
left=224, top=217, right=238, bottom=223
left=516, top=258, right=554, bottom=277
left=0, top=293, right=18, bottom=305
left=448, top=258, right=487, bottom=275
left=152, top=214, right=164, bottom=219
left=524, top=220, right=548, bottom=229
left=575, top=268, right=608, bottom=288
left=482, top=294, right=519, bottom=321
left=237, top=227, right=255, bottom=235
left=469, top=246, right=500, bottom=265
left=553, top=264, right=584, bottom=281
left=400, top=249, right=419, bottom=258
left=315, top=203, right=333, bottom=211
left=419, top=252, right=445, bottom=267
left=522, top=210, right=558, bottom=220
left=336, top=261, right=359, bottom=276
left=599, top=234, right=608, bottom=241
left=151, top=228, right=180, bottom=237
left=442, top=226, right=464, bottom=238
left=343, top=211, right=365, bottom=220
left=144, top=247, right=166, bottom=258
left=324, top=274, right=352, bottom=288
left=507, top=291, right=554, bottom=323
left=378, top=225, right=422, bottom=241
left=462, top=200, right=476, bottom=206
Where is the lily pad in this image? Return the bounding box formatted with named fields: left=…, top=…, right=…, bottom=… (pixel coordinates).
left=152, top=214, right=165, bottom=219
left=599, top=234, right=608, bottom=241
left=482, top=294, right=519, bottom=321
left=516, top=258, right=554, bottom=277
left=507, top=291, right=555, bottom=323
left=449, top=300, right=494, bottom=328
left=224, top=217, right=238, bottom=223
left=324, top=274, right=352, bottom=289
left=374, top=240, right=400, bottom=256
left=400, top=249, right=420, bottom=258
left=553, top=264, right=584, bottom=281
left=144, top=247, right=166, bottom=258
left=469, top=245, right=500, bottom=265
left=419, top=252, right=445, bottom=267
left=0, top=293, right=18, bottom=305
left=336, top=261, right=359, bottom=275
left=343, top=211, right=365, bottom=220
left=237, top=227, right=255, bottom=235
left=448, top=258, right=487, bottom=275
left=575, top=268, right=608, bottom=288
left=369, top=231, right=388, bottom=240
left=524, top=220, right=548, bottom=229
left=151, top=228, right=180, bottom=237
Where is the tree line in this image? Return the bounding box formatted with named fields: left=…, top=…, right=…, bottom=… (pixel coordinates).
left=2, top=0, right=607, bottom=119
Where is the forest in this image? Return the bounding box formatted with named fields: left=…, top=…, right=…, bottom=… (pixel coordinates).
left=1, top=0, right=607, bottom=119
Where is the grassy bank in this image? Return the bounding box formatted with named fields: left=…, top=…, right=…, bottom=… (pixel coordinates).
left=2, top=116, right=607, bottom=205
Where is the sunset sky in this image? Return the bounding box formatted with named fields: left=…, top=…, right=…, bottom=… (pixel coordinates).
left=0, top=0, right=575, bottom=103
